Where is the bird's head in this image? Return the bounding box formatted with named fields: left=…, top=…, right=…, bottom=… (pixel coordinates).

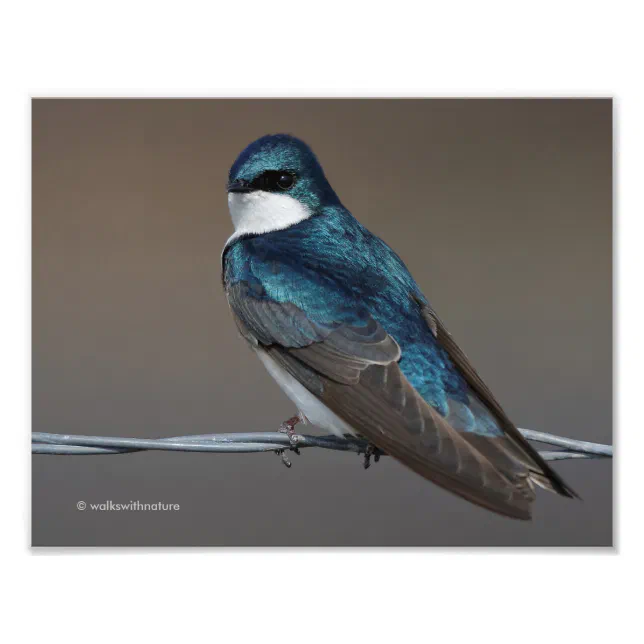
left=226, top=134, right=340, bottom=240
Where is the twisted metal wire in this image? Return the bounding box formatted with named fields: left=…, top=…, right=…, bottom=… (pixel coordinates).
left=32, top=428, right=613, bottom=465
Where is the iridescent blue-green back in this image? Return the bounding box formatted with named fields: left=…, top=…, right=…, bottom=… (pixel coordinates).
left=223, top=205, right=503, bottom=438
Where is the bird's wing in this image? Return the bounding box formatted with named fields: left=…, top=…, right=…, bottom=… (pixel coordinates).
left=417, top=298, right=577, bottom=500
left=228, top=281, right=544, bottom=519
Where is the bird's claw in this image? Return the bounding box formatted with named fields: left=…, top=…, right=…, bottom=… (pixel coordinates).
left=363, top=443, right=382, bottom=469
left=276, top=414, right=306, bottom=467
left=278, top=414, right=304, bottom=448
left=276, top=448, right=292, bottom=468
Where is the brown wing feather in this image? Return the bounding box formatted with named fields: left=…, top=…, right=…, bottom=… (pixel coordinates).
left=417, top=299, right=577, bottom=499
left=227, top=283, right=574, bottom=518
left=266, top=344, right=535, bottom=519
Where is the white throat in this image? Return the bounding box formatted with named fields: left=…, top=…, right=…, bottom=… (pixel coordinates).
left=226, top=191, right=312, bottom=245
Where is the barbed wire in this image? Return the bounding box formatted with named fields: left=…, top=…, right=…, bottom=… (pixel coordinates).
left=32, top=427, right=612, bottom=468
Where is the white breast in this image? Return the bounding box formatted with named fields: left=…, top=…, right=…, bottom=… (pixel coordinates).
left=226, top=191, right=312, bottom=245
left=255, top=349, right=357, bottom=438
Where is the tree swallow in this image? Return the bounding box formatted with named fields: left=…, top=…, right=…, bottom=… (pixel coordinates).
left=222, top=134, right=576, bottom=519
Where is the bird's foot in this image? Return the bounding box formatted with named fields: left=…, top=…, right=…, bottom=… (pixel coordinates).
left=275, top=448, right=293, bottom=468
left=276, top=414, right=306, bottom=467
left=278, top=414, right=306, bottom=447
left=363, top=443, right=383, bottom=470
left=279, top=414, right=301, bottom=438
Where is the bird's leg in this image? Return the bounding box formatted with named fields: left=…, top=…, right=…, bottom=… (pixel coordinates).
left=275, top=413, right=307, bottom=468
left=278, top=414, right=302, bottom=439
left=277, top=412, right=307, bottom=457
left=363, top=443, right=384, bottom=469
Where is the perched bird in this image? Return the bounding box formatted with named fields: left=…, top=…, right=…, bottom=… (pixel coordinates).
left=221, top=134, right=576, bottom=519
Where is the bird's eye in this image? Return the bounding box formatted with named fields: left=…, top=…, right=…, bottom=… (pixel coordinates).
left=252, top=170, right=297, bottom=192
left=277, top=173, right=295, bottom=190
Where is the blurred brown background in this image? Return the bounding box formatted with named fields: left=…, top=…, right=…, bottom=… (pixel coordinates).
left=32, top=99, right=612, bottom=546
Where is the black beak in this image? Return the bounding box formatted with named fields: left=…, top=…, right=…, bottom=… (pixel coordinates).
left=227, top=179, right=253, bottom=193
